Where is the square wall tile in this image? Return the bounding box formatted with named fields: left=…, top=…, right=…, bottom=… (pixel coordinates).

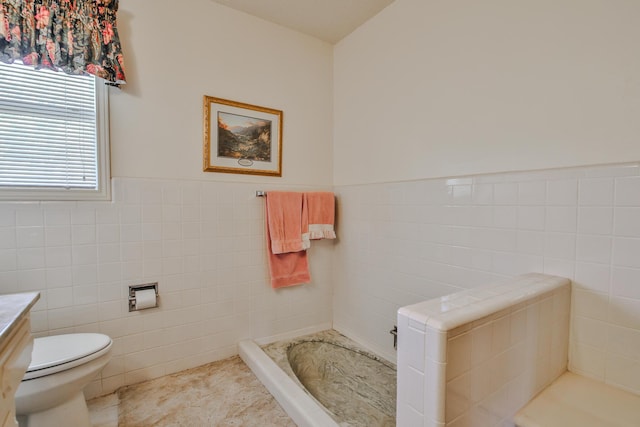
left=493, top=183, right=518, bottom=205
left=472, top=184, right=493, bottom=205
left=424, top=358, right=447, bottom=424
left=611, top=267, right=640, bottom=300
left=471, top=322, right=493, bottom=367
left=572, top=315, right=608, bottom=349
left=16, top=209, right=43, bottom=227
left=120, top=205, right=142, bottom=224
left=17, top=248, right=45, bottom=269
left=570, top=343, right=606, bottom=379
left=607, top=325, right=640, bottom=360
left=17, top=269, right=45, bottom=291
left=426, top=326, right=447, bottom=363
left=45, top=209, right=71, bottom=226
left=447, top=332, right=471, bottom=381
left=0, top=249, right=18, bottom=271
left=406, top=366, right=425, bottom=413
left=72, top=225, right=96, bottom=245
left=47, top=287, right=74, bottom=309
left=71, top=208, right=96, bottom=225
left=46, top=246, right=72, bottom=268
left=577, top=207, right=613, bottom=235
left=615, top=176, right=640, bottom=206
left=517, top=207, right=545, bottom=231
left=445, top=373, right=470, bottom=422
left=45, top=226, right=71, bottom=246
left=405, top=325, right=426, bottom=372
left=402, top=406, right=425, bottom=427
left=572, top=289, right=608, bottom=321
left=97, top=224, right=120, bottom=243
left=16, top=226, right=44, bottom=248
left=516, top=231, right=544, bottom=255
left=544, top=233, right=576, bottom=259
left=574, top=262, right=610, bottom=293
left=0, top=209, right=16, bottom=227
left=0, top=272, right=17, bottom=294
left=608, top=297, right=640, bottom=330
left=605, top=354, right=640, bottom=394
left=612, top=237, right=640, bottom=268
left=579, top=178, right=614, bottom=206
left=546, top=179, right=577, bottom=205
left=96, top=207, right=119, bottom=225
left=545, top=206, right=577, bottom=233
left=518, top=182, right=546, bottom=205
left=542, top=258, right=575, bottom=278
left=510, top=308, right=527, bottom=345
left=493, top=206, right=518, bottom=229
left=491, top=315, right=511, bottom=354
left=0, top=228, right=16, bottom=249
left=614, top=207, right=640, bottom=237
left=47, top=307, right=74, bottom=329
left=575, top=234, right=612, bottom=264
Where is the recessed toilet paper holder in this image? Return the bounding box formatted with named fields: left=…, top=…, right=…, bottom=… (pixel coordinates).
left=128, top=282, right=159, bottom=312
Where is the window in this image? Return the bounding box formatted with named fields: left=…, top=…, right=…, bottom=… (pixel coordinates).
left=0, top=61, right=110, bottom=201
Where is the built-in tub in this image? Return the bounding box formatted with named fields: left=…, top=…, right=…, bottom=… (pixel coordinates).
left=239, top=330, right=396, bottom=427
left=286, top=340, right=396, bottom=426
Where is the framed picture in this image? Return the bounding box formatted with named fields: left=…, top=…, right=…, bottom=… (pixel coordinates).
left=203, top=96, right=283, bottom=176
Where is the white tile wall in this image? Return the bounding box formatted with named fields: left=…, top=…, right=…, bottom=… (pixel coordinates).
left=0, top=178, right=333, bottom=398
left=333, top=162, right=640, bottom=395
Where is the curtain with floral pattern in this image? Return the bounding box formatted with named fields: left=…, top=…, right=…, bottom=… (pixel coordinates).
left=0, top=0, right=126, bottom=83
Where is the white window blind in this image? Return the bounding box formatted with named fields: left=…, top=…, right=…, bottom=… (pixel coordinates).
left=0, top=61, right=110, bottom=200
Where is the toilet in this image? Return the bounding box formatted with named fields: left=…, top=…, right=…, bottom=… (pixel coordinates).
left=15, top=333, right=113, bottom=427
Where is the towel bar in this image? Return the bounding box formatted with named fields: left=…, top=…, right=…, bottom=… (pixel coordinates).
left=256, top=191, right=266, bottom=197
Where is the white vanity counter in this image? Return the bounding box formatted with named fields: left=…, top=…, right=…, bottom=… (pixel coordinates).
left=0, top=292, right=39, bottom=427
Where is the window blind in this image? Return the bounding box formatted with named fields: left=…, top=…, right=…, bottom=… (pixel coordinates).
left=0, top=62, right=98, bottom=189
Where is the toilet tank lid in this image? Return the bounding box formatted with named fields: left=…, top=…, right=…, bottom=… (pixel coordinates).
left=28, top=333, right=112, bottom=372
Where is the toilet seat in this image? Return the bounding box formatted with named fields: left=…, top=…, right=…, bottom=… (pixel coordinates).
left=23, top=333, right=112, bottom=381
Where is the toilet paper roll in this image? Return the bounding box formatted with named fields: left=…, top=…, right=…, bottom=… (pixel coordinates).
left=134, top=289, right=157, bottom=310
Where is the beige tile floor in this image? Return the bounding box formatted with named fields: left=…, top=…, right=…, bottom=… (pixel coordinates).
left=88, top=356, right=296, bottom=427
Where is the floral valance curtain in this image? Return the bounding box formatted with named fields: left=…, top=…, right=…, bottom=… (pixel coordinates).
left=0, top=0, right=126, bottom=83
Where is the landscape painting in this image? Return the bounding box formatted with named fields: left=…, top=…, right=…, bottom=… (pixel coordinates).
left=203, top=96, right=282, bottom=176
left=217, top=112, right=272, bottom=162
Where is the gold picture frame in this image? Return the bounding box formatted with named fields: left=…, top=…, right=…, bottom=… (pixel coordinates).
left=203, top=96, right=283, bottom=176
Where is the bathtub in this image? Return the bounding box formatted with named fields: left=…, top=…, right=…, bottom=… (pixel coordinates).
left=239, top=330, right=396, bottom=427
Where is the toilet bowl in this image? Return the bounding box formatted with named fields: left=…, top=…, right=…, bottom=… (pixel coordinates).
left=15, top=333, right=112, bottom=427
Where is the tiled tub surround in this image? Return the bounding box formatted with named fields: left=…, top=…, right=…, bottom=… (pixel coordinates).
left=240, top=329, right=397, bottom=427
left=396, top=273, right=571, bottom=427
left=0, top=178, right=333, bottom=398
left=333, top=162, right=640, bottom=394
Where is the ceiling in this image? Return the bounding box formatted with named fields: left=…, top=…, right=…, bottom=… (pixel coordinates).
left=209, top=0, right=395, bottom=44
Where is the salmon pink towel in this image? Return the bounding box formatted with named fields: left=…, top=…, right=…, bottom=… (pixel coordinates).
left=265, top=192, right=311, bottom=288
left=266, top=192, right=307, bottom=254
left=302, top=192, right=336, bottom=249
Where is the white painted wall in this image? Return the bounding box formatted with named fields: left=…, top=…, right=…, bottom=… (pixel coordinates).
left=333, top=0, right=640, bottom=185
left=112, top=0, right=333, bottom=185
